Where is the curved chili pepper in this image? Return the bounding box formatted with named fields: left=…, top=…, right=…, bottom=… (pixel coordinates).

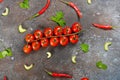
left=29, top=0, right=50, bottom=20
left=60, top=0, right=82, bottom=18
left=45, top=69, right=72, bottom=78
left=92, top=23, right=113, bottom=30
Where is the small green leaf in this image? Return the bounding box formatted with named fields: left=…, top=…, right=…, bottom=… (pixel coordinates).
left=50, top=11, right=66, bottom=27
left=96, top=61, right=108, bottom=70
left=80, top=43, right=89, bottom=53
left=57, top=19, right=66, bottom=26
left=51, top=16, right=58, bottom=21
left=5, top=48, right=12, bottom=56
left=0, top=52, right=4, bottom=59
left=19, top=0, right=30, bottom=9
left=1, top=51, right=8, bottom=57
left=55, top=11, right=64, bottom=20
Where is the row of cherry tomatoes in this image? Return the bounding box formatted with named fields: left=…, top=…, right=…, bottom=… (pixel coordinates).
left=23, top=22, right=82, bottom=54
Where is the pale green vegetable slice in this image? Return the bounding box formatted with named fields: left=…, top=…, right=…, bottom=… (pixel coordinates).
left=46, top=52, right=52, bottom=59
left=2, top=7, right=9, bottom=16
left=104, top=42, right=112, bottom=51
left=72, top=55, right=77, bottom=64
left=18, top=24, right=27, bottom=33
left=87, top=0, right=92, bottom=4
left=24, top=64, right=34, bottom=70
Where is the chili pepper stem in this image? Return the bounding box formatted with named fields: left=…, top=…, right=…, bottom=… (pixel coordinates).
left=60, top=0, right=69, bottom=4
left=44, top=69, right=52, bottom=75
left=28, top=13, right=39, bottom=20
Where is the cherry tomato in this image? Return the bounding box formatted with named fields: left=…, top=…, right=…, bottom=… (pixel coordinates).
left=54, top=26, right=63, bottom=36
left=23, top=44, right=32, bottom=54
left=72, top=22, right=82, bottom=32
left=63, top=26, right=72, bottom=35
left=81, top=77, right=89, bottom=80
left=69, top=35, right=79, bottom=44
left=25, top=34, right=35, bottom=43
left=44, top=27, right=53, bottom=37
left=32, top=41, right=41, bottom=51
left=0, top=0, right=3, bottom=3
left=50, top=37, right=59, bottom=47
left=40, top=38, right=49, bottom=47
left=60, top=36, right=69, bottom=46
left=34, top=30, right=43, bottom=40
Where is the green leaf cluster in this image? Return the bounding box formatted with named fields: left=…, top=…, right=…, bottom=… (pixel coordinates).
left=50, top=11, right=66, bottom=27
left=96, top=61, right=108, bottom=70
left=80, top=43, right=89, bottom=53
left=19, top=0, right=30, bottom=9
left=0, top=48, right=13, bottom=59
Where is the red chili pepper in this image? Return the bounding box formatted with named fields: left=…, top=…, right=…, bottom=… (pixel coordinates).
left=45, top=69, right=72, bottom=78
left=29, top=0, right=50, bottom=20
left=60, top=0, right=82, bottom=18
left=92, top=23, right=113, bottom=30
left=0, top=0, right=3, bottom=3
left=3, top=76, right=7, bottom=80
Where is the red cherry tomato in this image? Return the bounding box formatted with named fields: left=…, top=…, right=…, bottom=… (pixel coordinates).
left=34, top=30, right=43, bottom=40
left=63, top=26, right=72, bottom=35
left=23, top=44, right=32, bottom=54
left=32, top=41, right=41, bottom=51
left=72, top=22, right=82, bottom=32
left=44, top=27, right=53, bottom=37
left=54, top=26, right=63, bottom=36
left=0, top=0, right=3, bottom=3
left=50, top=37, right=59, bottom=47
left=69, top=35, right=79, bottom=44
left=40, top=38, right=49, bottom=47
left=25, top=34, right=35, bottom=43
left=81, top=77, right=89, bottom=80
left=60, top=36, right=69, bottom=46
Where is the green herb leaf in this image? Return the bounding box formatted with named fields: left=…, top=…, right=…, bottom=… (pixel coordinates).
left=55, top=11, right=64, bottom=20
left=50, top=11, right=66, bottom=27
left=5, top=48, right=12, bottom=56
left=96, top=61, right=108, bottom=70
left=19, top=0, right=30, bottom=9
left=0, top=48, right=13, bottom=59
left=1, top=51, right=8, bottom=57
left=57, top=19, right=66, bottom=26
left=80, top=43, right=89, bottom=53
left=0, top=52, right=4, bottom=59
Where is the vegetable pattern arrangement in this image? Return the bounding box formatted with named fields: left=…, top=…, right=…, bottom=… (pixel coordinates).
left=0, top=0, right=118, bottom=80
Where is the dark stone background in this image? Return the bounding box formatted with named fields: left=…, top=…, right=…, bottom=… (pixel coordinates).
left=0, top=0, right=120, bottom=80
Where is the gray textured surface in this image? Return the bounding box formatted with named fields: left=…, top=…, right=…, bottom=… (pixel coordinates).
left=0, top=0, right=120, bottom=80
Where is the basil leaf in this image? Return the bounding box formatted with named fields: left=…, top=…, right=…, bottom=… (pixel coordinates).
left=80, top=43, right=89, bottom=53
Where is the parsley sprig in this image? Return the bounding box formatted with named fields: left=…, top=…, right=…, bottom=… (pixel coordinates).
left=50, top=11, right=66, bottom=27
left=19, top=0, right=30, bottom=9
